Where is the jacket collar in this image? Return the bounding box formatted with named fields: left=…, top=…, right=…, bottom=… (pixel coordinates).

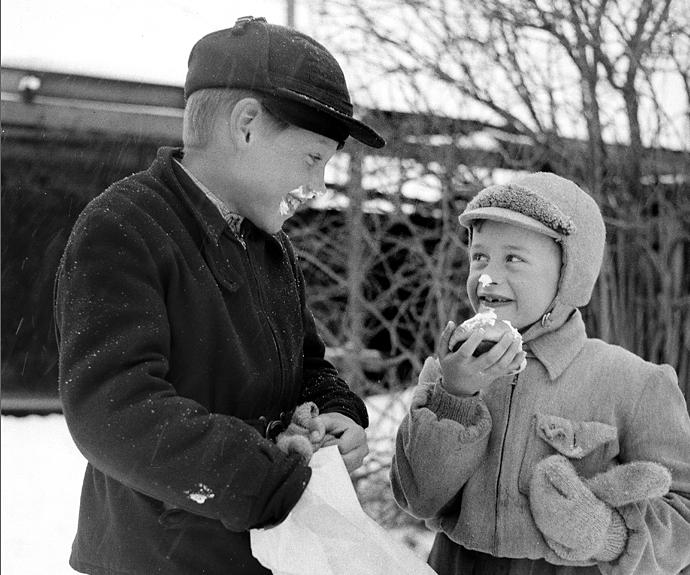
left=154, top=147, right=284, bottom=249
left=173, top=158, right=245, bottom=235
left=150, top=147, right=229, bottom=245
left=525, top=308, right=587, bottom=380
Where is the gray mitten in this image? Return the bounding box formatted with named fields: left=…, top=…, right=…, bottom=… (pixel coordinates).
left=275, top=402, right=326, bottom=464
left=530, top=455, right=627, bottom=562
left=586, top=460, right=671, bottom=507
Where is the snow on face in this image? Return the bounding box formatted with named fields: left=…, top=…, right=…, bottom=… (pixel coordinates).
left=279, top=185, right=324, bottom=216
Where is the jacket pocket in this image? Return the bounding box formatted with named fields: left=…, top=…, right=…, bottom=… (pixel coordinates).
left=158, top=501, right=192, bottom=529
left=158, top=502, right=211, bottom=530
left=518, top=413, right=619, bottom=495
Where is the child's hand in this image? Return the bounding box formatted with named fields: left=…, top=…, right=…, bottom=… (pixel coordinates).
left=317, top=412, right=369, bottom=473
left=438, top=321, right=525, bottom=396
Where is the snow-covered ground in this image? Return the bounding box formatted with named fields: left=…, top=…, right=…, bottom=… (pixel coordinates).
left=1, top=414, right=86, bottom=575
left=1, top=392, right=434, bottom=574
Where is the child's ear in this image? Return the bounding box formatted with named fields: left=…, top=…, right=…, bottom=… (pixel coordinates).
left=229, top=97, right=262, bottom=147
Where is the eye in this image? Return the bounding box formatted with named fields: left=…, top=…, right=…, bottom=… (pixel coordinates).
left=506, top=254, right=525, bottom=263
left=307, top=153, right=322, bottom=165
left=470, top=252, right=488, bottom=263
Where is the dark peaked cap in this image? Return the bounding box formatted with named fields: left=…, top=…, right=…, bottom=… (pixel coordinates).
left=185, top=16, right=385, bottom=148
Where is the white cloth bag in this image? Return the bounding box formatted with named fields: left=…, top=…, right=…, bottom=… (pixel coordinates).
left=250, top=445, right=437, bottom=575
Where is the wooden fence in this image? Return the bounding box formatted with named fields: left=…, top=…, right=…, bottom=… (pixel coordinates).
left=2, top=66, right=687, bottom=412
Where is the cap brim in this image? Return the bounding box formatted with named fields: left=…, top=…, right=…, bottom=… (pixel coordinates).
left=458, top=207, right=561, bottom=239
left=273, top=88, right=385, bottom=148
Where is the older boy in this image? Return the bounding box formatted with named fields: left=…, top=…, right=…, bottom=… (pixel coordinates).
left=55, top=16, right=384, bottom=575
left=391, top=172, right=690, bottom=574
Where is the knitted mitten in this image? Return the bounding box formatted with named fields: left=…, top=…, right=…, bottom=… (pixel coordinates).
left=275, top=402, right=326, bottom=464
left=530, top=455, right=628, bottom=562
left=586, top=460, right=672, bottom=507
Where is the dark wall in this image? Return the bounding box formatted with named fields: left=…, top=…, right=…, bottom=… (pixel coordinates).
left=1, top=129, right=163, bottom=409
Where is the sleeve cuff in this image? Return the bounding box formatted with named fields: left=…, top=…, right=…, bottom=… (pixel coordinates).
left=236, top=456, right=312, bottom=531
left=428, top=383, right=486, bottom=423
left=596, top=509, right=628, bottom=562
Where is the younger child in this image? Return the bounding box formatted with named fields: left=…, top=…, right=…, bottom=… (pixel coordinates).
left=390, top=172, right=690, bottom=574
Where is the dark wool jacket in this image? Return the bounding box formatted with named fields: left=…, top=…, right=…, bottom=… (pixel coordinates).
left=54, top=146, right=368, bottom=575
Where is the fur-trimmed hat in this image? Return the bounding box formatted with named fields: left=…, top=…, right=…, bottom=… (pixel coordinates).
left=459, top=172, right=606, bottom=310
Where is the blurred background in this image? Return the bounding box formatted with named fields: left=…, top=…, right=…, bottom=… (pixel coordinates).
left=2, top=0, right=689, bottom=571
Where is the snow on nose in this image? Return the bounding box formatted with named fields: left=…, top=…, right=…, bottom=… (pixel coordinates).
left=478, top=274, right=493, bottom=287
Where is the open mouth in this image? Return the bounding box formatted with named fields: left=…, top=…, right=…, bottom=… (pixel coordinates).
left=279, top=186, right=321, bottom=216
left=479, top=295, right=513, bottom=305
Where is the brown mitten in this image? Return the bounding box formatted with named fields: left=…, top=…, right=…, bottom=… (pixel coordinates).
left=274, top=402, right=326, bottom=464
left=530, top=455, right=627, bottom=562
left=585, top=461, right=671, bottom=507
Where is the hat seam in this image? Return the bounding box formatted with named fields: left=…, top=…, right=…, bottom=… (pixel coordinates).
left=272, top=81, right=353, bottom=110
left=459, top=207, right=562, bottom=239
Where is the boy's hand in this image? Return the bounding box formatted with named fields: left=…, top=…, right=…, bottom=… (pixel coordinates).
left=438, top=321, right=525, bottom=396
left=316, top=412, right=369, bottom=473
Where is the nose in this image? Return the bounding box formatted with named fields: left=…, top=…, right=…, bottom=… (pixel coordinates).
left=479, top=263, right=504, bottom=286
left=478, top=273, right=495, bottom=287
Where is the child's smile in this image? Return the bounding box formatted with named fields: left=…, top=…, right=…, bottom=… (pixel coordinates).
left=478, top=294, right=513, bottom=306
left=467, top=220, right=562, bottom=330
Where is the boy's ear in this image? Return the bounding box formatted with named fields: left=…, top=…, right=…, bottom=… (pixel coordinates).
left=229, top=97, right=262, bottom=146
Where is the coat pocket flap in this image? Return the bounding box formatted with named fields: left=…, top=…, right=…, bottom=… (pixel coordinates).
left=534, top=413, right=617, bottom=459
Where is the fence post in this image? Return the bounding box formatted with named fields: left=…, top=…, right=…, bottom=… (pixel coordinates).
left=345, top=147, right=366, bottom=392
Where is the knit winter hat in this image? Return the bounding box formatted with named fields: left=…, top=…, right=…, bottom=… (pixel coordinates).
left=459, top=172, right=606, bottom=309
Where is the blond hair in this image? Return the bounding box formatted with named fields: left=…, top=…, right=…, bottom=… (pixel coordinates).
left=182, top=88, right=288, bottom=149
